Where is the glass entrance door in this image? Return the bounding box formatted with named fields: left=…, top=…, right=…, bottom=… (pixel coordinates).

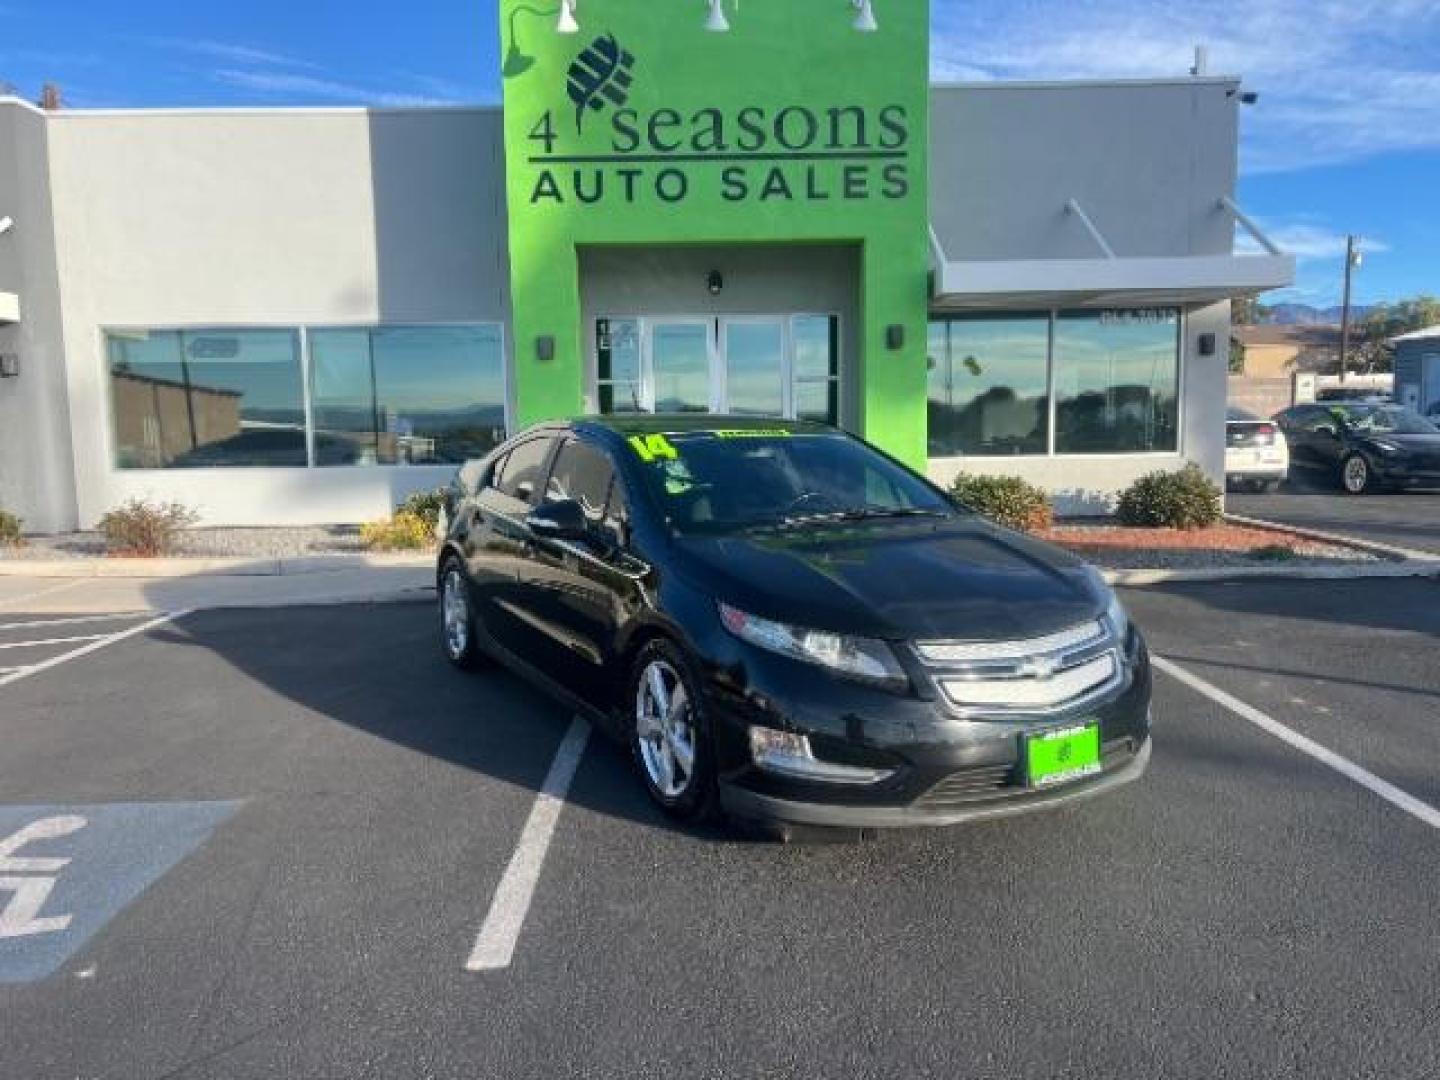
left=646, top=321, right=714, bottom=414
left=595, top=315, right=838, bottom=423
left=720, top=319, right=786, bottom=416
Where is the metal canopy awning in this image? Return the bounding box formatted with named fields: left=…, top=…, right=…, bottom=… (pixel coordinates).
left=0, top=291, right=18, bottom=324
left=929, top=197, right=1295, bottom=311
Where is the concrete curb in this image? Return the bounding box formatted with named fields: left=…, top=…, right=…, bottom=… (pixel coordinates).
left=0, top=552, right=434, bottom=579
left=1225, top=512, right=1438, bottom=563
left=1104, top=560, right=1440, bottom=587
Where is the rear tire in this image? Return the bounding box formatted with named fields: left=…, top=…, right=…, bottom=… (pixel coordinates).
left=439, top=557, right=488, bottom=671
left=1341, top=454, right=1373, bottom=495
left=629, top=638, right=719, bottom=822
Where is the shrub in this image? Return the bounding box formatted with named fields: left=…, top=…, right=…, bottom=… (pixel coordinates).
left=0, top=508, right=23, bottom=547
left=398, top=487, right=448, bottom=532
left=98, top=498, right=199, bottom=556
left=948, top=474, right=1053, bottom=533
left=360, top=511, right=434, bottom=552
left=1115, top=464, right=1222, bottom=530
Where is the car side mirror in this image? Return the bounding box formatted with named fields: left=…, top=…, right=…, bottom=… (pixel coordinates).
left=526, top=499, right=588, bottom=542
left=1315, top=423, right=1337, bottom=438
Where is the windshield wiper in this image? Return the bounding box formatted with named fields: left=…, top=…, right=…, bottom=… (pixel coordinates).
left=779, top=507, right=948, bottom=527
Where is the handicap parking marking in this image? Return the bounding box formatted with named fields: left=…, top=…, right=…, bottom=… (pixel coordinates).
left=0, top=801, right=241, bottom=983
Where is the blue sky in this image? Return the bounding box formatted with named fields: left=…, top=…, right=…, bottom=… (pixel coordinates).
left=3, top=0, right=1437, bottom=307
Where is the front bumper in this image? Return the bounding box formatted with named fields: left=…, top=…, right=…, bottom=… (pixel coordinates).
left=721, top=735, right=1150, bottom=828
left=702, top=627, right=1153, bottom=829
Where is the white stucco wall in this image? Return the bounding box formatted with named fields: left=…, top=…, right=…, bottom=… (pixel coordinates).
left=0, top=101, right=79, bottom=534
left=41, top=105, right=511, bottom=528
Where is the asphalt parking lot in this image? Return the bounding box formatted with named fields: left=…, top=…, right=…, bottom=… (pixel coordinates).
left=1230, top=469, right=1440, bottom=555
left=2, top=580, right=1438, bottom=1078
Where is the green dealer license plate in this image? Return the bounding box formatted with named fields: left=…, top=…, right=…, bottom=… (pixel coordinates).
left=1024, top=724, right=1102, bottom=787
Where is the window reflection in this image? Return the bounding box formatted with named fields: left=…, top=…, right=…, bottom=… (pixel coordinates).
left=311, top=325, right=507, bottom=465
left=108, top=329, right=305, bottom=468
left=1054, top=310, right=1179, bottom=454
left=928, top=316, right=1050, bottom=456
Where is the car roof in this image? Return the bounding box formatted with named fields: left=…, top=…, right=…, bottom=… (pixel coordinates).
left=574, top=414, right=835, bottom=438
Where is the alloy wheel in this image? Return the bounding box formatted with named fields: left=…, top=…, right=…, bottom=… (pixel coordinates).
left=635, top=659, right=697, bottom=799
left=442, top=567, right=470, bottom=659
left=1343, top=455, right=1369, bottom=494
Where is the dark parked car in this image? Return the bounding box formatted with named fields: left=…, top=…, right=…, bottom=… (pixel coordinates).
left=1274, top=402, right=1440, bottom=494
left=436, top=417, right=1151, bottom=835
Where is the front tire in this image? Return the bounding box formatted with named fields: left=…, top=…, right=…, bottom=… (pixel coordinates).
left=439, top=557, right=488, bottom=671
left=1341, top=454, right=1373, bottom=495
left=629, top=639, right=718, bottom=822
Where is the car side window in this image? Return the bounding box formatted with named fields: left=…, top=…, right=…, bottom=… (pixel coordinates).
left=493, top=438, right=553, bottom=504
left=546, top=439, right=635, bottom=549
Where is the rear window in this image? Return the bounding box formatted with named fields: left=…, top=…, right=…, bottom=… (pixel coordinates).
left=1227, top=407, right=1260, bottom=422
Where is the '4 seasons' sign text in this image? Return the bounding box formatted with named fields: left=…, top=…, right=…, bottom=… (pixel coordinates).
left=525, top=33, right=912, bottom=207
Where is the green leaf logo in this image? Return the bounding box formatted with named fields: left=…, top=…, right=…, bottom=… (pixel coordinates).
left=566, top=33, right=635, bottom=134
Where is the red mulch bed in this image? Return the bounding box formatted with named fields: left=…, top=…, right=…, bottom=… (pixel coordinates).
left=1037, top=523, right=1316, bottom=552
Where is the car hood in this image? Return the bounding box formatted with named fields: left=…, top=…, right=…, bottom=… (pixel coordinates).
left=671, top=517, right=1104, bottom=642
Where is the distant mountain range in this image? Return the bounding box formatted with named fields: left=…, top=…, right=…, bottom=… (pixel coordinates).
left=1261, top=303, right=1376, bottom=326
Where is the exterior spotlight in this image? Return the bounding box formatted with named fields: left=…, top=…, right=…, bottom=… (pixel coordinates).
left=0, top=216, right=13, bottom=236
left=852, top=0, right=878, bottom=32
left=704, top=0, right=730, bottom=32
left=707, top=270, right=724, bottom=295
left=556, top=0, right=580, bottom=34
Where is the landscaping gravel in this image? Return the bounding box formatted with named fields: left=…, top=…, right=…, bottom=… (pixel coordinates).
left=0, top=526, right=368, bottom=560
left=1041, top=522, right=1379, bottom=570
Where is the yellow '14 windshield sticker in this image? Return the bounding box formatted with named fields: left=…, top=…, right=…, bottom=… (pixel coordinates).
left=628, top=433, right=679, bottom=462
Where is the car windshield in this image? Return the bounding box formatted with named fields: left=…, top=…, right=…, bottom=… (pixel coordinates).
left=1336, top=405, right=1439, bottom=435
left=625, top=428, right=954, bottom=534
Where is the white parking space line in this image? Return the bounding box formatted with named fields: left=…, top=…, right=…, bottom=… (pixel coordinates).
left=0, top=613, right=149, bottom=632
left=0, top=635, right=109, bottom=651
left=0, top=581, right=87, bottom=609
left=1153, top=655, right=1440, bottom=832
left=466, top=716, right=592, bottom=973
left=0, top=611, right=190, bottom=690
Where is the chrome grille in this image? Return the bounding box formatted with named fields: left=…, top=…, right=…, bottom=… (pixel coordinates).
left=916, top=620, right=1105, bottom=664
left=940, top=654, right=1116, bottom=709
left=914, top=618, right=1121, bottom=716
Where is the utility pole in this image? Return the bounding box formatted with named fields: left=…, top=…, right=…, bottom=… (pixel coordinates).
left=1338, top=235, right=1361, bottom=383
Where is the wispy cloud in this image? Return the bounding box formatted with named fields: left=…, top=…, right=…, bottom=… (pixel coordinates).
left=1236, top=221, right=1390, bottom=261
left=931, top=0, right=1440, bottom=173
left=140, top=36, right=321, bottom=71
left=212, top=68, right=453, bottom=108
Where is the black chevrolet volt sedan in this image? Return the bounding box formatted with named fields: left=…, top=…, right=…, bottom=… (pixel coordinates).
left=437, top=416, right=1151, bottom=833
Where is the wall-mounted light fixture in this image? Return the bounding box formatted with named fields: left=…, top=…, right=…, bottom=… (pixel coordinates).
left=852, top=0, right=878, bottom=32
left=885, top=324, right=905, bottom=350
left=0, top=355, right=19, bottom=379
left=536, top=335, right=557, bottom=362
left=1197, top=333, right=1217, bottom=357
left=0, top=216, right=13, bottom=237
left=704, top=0, right=730, bottom=32
left=707, top=270, right=724, bottom=296
left=556, top=0, right=580, bottom=35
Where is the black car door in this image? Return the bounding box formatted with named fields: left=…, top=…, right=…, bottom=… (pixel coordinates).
left=465, top=434, right=560, bottom=663
left=1278, top=406, right=1321, bottom=469
left=523, top=437, right=647, bottom=709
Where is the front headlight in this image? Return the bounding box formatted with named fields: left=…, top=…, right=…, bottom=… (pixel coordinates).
left=1082, top=566, right=1131, bottom=644
left=717, top=602, right=908, bottom=690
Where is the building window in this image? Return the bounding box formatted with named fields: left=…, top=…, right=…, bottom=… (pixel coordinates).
left=792, top=315, right=840, bottom=425
left=108, top=329, right=306, bottom=468
left=927, top=308, right=1183, bottom=457
left=596, top=318, right=644, bottom=414
left=107, top=324, right=506, bottom=469
left=310, top=325, right=507, bottom=466
left=927, top=315, right=1050, bottom=456
left=1053, top=309, right=1180, bottom=454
